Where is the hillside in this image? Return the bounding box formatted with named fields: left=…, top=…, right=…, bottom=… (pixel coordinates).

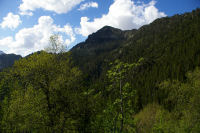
left=71, top=26, right=137, bottom=80
left=71, top=8, right=200, bottom=105
left=0, top=53, right=22, bottom=70
left=0, top=9, right=199, bottom=132
left=0, top=51, right=5, bottom=55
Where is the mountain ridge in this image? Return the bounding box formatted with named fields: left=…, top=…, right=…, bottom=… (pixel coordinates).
left=70, top=8, right=200, bottom=99
left=0, top=53, right=22, bottom=70
left=0, top=51, right=5, bottom=55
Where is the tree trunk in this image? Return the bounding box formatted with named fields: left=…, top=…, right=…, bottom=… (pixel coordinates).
left=120, top=79, right=124, bottom=133
left=61, top=116, right=66, bottom=133
left=113, top=112, right=119, bottom=133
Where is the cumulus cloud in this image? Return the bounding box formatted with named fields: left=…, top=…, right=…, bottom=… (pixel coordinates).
left=0, top=12, right=22, bottom=30
left=0, top=37, right=13, bottom=46
left=76, top=0, right=166, bottom=36
left=19, top=0, right=83, bottom=15
left=0, top=16, right=75, bottom=56
left=78, top=2, right=98, bottom=11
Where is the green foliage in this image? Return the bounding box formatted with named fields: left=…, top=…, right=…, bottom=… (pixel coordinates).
left=99, top=60, right=139, bottom=132
left=1, top=86, right=48, bottom=132
left=135, top=104, right=162, bottom=133
left=0, top=52, right=82, bottom=132
left=153, top=67, right=200, bottom=133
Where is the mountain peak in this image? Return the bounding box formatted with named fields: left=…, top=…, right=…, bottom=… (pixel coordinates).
left=98, top=26, right=121, bottom=32
left=85, top=26, right=125, bottom=43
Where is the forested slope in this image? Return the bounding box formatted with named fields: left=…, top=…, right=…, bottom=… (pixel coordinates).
left=71, top=8, right=200, bottom=106
left=0, top=54, right=21, bottom=70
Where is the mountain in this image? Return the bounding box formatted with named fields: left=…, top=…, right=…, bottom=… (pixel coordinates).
left=0, top=51, right=5, bottom=55
left=0, top=53, right=22, bottom=70
left=86, top=26, right=126, bottom=43
left=71, top=8, right=200, bottom=103
left=71, top=26, right=137, bottom=80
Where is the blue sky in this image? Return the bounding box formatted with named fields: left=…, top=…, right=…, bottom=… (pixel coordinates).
left=0, top=0, right=199, bottom=56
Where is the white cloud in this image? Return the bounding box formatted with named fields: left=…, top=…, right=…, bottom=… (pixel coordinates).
left=0, top=37, right=13, bottom=46
left=19, top=11, right=33, bottom=16
left=0, top=16, right=76, bottom=56
left=0, top=12, right=22, bottom=30
left=19, top=0, right=83, bottom=15
left=78, top=2, right=98, bottom=11
left=76, top=0, right=166, bottom=36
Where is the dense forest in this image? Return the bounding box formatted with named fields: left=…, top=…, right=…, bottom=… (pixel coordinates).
left=0, top=9, right=200, bottom=132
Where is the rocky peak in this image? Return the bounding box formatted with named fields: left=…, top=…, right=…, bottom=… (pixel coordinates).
left=85, top=26, right=125, bottom=43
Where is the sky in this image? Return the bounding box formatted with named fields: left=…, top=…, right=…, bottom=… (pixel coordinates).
left=0, top=0, right=199, bottom=56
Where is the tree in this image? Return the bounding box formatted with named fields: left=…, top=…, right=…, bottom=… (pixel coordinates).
left=0, top=52, right=82, bottom=132
left=105, top=59, right=142, bottom=132
left=45, top=34, right=65, bottom=54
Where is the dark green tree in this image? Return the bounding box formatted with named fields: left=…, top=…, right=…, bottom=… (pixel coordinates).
left=0, top=52, right=82, bottom=132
